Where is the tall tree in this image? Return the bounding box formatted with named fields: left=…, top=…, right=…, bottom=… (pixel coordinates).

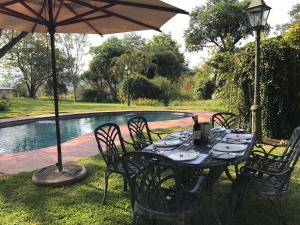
left=5, top=34, right=69, bottom=98
left=58, top=34, right=89, bottom=101
left=184, top=0, right=252, bottom=52
left=289, top=3, right=300, bottom=22
left=0, top=29, right=28, bottom=59
left=6, top=34, right=51, bottom=98
left=122, top=33, right=146, bottom=50
left=146, top=32, right=187, bottom=78
left=88, top=37, right=126, bottom=101
left=147, top=32, right=186, bottom=66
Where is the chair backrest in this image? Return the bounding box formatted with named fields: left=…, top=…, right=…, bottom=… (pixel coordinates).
left=127, top=116, right=153, bottom=151
left=211, top=112, right=240, bottom=129
left=282, top=127, right=300, bottom=160
left=122, top=152, right=183, bottom=214
left=275, top=127, right=300, bottom=192
left=94, top=123, right=126, bottom=168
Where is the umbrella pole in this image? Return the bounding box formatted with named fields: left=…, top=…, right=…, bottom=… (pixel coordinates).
left=48, top=0, right=63, bottom=172
left=49, top=30, right=63, bottom=172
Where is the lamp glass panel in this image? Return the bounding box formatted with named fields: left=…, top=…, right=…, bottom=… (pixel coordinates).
left=261, top=9, right=270, bottom=26
left=247, top=11, right=256, bottom=27
left=247, top=9, right=265, bottom=27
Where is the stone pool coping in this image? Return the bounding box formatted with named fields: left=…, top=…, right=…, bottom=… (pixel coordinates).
left=0, top=110, right=193, bottom=128
left=0, top=110, right=214, bottom=174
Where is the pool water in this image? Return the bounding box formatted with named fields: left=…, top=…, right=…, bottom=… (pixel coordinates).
left=0, top=112, right=191, bottom=154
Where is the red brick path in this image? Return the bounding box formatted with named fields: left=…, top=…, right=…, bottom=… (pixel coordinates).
left=0, top=110, right=214, bottom=174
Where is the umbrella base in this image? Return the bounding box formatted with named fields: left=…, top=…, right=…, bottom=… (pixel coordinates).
left=32, top=163, right=87, bottom=187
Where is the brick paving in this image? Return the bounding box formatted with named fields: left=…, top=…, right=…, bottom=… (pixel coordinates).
left=0, top=110, right=214, bottom=174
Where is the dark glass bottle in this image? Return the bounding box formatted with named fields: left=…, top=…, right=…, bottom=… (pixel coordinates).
left=192, top=115, right=201, bottom=145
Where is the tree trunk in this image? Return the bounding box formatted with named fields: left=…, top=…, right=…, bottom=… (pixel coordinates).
left=73, top=86, right=77, bottom=102
left=28, top=85, right=36, bottom=99
left=0, top=32, right=28, bottom=59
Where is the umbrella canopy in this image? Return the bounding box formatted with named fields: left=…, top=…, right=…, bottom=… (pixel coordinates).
left=0, top=0, right=188, bottom=174
left=0, top=0, right=188, bottom=34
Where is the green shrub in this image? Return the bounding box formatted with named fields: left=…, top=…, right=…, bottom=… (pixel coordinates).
left=177, top=75, right=194, bottom=100
left=133, top=98, right=163, bottom=106
left=81, top=89, right=110, bottom=103
left=0, top=97, right=10, bottom=111
left=120, top=74, right=161, bottom=100
left=213, top=36, right=300, bottom=138
left=194, top=79, right=216, bottom=100
left=152, top=76, right=178, bottom=106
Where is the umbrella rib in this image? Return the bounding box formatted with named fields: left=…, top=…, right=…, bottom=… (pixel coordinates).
left=54, top=0, right=64, bottom=22
left=19, top=1, right=46, bottom=23
left=57, top=3, right=114, bottom=26
left=59, top=14, right=112, bottom=26
left=60, top=0, right=104, bottom=36
left=31, top=0, right=46, bottom=33
left=0, top=0, right=20, bottom=8
left=103, top=9, right=162, bottom=32
left=94, top=0, right=189, bottom=15
left=0, top=6, right=45, bottom=25
left=74, top=0, right=162, bottom=32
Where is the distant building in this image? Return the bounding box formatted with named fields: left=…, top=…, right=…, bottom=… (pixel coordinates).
left=0, top=87, right=14, bottom=98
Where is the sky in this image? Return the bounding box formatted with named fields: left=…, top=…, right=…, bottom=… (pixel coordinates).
left=86, top=0, right=299, bottom=69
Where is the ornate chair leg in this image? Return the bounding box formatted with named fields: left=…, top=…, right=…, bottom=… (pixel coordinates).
left=132, top=214, right=138, bottom=225
left=102, top=171, right=110, bottom=204
left=123, top=178, right=128, bottom=191
left=234, top=164, right=239, bottom=177
left=176, top=220, right=185, bottom=225
left=226, top=183, right=244, bottom=225
left=224, top=167, right=234, bottom=182
left=268, top=197, right=288, bottom=225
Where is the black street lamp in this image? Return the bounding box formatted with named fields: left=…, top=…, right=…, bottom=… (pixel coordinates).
left=125, top=65, right=131, bottom=106
left=246, top=0, right=271, bottom=141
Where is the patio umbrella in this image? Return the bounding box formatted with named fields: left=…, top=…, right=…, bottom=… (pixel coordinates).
left=0, top=0, right=188, bottom=186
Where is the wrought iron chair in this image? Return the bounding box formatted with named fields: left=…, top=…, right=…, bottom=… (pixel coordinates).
left=94, top=123, right=133, bottom=204
left=211, top=112, right=241, bottom=181
left=122, top=151, right=206, bottom=225
left=227, top=127, right=300, bottom=225
left=211, top=112, right=241, bottom=129
left=127, top=116, right=169, bottom=151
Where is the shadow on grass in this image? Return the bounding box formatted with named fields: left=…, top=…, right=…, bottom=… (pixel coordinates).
left=0, top=155, right=300, bottom=225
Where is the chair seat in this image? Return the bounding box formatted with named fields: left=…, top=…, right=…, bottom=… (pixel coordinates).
left=107, top=158, right=144, bottom=177
left=234, top=174, right=289, bottom=197
left=134, top=189, right=200, bottom=221
left=107, top=159, right=126, bottom=174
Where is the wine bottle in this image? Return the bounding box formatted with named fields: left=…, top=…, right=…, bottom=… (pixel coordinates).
left=192, top=115, right=201, bottom=145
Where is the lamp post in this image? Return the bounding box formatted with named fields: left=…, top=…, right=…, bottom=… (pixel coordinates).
left=246, top=0, right=271, bottom=141
left=125, top=65, right=131, bottom=106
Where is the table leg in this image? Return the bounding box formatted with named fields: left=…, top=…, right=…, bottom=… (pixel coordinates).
left=206, top=166, right=226, bottom=225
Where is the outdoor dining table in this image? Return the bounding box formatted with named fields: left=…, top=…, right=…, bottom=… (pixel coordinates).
left=143, top=129, right=256, bottom=225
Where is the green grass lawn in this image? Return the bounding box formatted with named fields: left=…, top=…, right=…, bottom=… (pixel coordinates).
left=0, top=98, right=226, bottom=118
left=0, top=127, right=300, bottom=225
left=1, top=155, right=300, bottom=225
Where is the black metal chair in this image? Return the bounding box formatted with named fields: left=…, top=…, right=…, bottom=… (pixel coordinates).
left=122, top=151, right=206, bottom=225
left=227, top=127, right=300, bottom=225
left=127, top=116, right=169, bottom=151
left=211, top=112, right=240, bottom=129
left=94, top=123, right=132, bottom=204
left=211, top=112, right=241, bottom=181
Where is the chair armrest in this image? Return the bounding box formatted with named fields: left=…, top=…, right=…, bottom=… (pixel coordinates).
left=187, top=175, right=206, bottom=194
left=243, top=153, right=289, bottom=174
left=255, top=141, right=286, bottom=156
left=150, top=130, right=171, bottom=139
left=127, top=140, right=152, bottom=151
left=243, top=166, right=291, bottom=177
left=123, top=139, right=136, bottom=147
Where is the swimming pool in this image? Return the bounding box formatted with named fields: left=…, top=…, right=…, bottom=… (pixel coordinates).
left=0, top=111, right=191, bottom=154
